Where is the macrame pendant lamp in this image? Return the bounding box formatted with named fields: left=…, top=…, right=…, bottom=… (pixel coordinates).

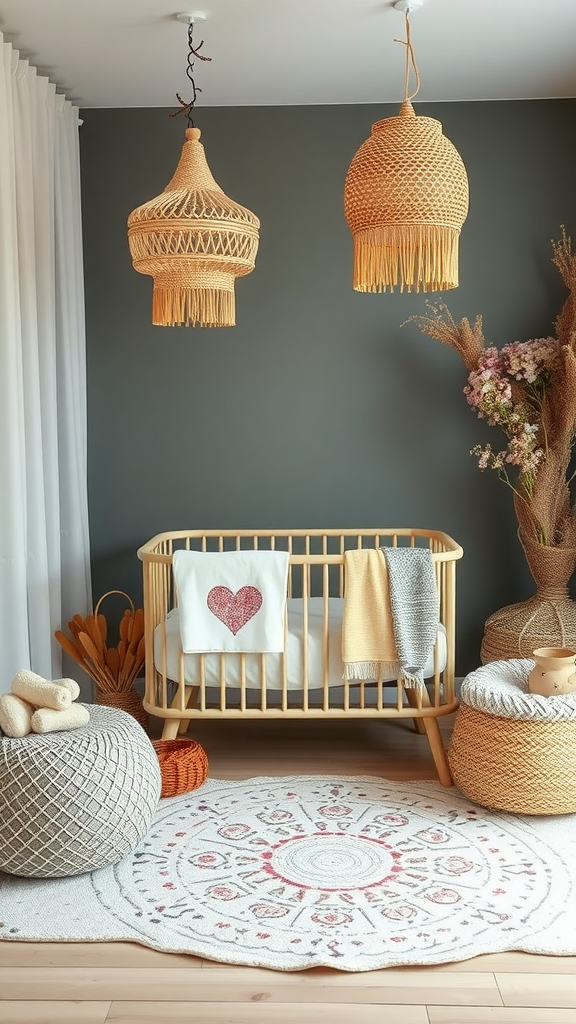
left=127, top=16, right=259, bottom=327
left=344, top=2, right=469, bottom=294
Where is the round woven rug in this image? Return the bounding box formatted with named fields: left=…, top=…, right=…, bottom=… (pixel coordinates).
left=1, top=775, right=575, bottom=971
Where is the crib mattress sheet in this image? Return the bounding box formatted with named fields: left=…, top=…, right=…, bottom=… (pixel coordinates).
left=154, top=598, right=447, bottom=691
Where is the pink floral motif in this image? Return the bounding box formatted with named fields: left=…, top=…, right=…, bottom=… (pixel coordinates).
left=311, top=910, right=354, bottom=926
left=375, top=813, right=409, bottom=826
left=218, top=824, right=251, bottom=840
left=256, top=810, right=293, bottom=824
left=425, top=888, right=461, bottom=904
left=382, top=905, right=417, bottom=920
left=250, top=903, right=290, bottom=919
left=190, top=852, right=226, bottom=869
left=416, top=828, right=450, bottom=845
left=442, top=856, right=474, bottom=875
left=206, top=885, right=240, bottom=901
left=317, top=805, right=352, bottom=817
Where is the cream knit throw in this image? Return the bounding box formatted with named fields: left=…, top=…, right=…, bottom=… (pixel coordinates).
left=342, top=547, right=438, bottom=689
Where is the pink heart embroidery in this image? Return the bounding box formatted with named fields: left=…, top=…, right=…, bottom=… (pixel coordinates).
left=207, top=585, right=263, bottom=635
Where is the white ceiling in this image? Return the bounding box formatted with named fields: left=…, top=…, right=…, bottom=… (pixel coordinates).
left=1, top=0, right=576, bottom=110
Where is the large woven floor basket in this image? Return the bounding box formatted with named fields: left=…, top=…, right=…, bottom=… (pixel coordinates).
left=449, top=703, right=576, bottom=815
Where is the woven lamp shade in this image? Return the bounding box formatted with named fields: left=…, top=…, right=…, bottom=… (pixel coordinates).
left=344, top=101, right=469, bottom=293
left=128, top=127, right=260, bottom=327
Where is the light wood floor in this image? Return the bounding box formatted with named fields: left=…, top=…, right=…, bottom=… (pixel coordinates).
left=1, top=715, right=575, bottom=1024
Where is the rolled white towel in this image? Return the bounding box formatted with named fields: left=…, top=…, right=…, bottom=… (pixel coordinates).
left=31, top=703, right=90, bottom=735
left=52, top=677, right=81, bottom=701
left=11, top=670, right=72, bottom=711
left=0, top=692, right=35, bottom=737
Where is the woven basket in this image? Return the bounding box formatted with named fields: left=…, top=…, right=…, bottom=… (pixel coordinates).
left=481, top=534, right=576, bottom=663
left=448, top=703, right=576, bottom=815
left=95, top=688, right=148, bottom=732
left=152, top=738, right=208, bottom=797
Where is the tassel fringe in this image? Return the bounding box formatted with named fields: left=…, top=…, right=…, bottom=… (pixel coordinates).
left=344, top=661, right=424, bottom=689
left=152, top=286, right=235, bottom=327
left=353, top=223, right=460, bottom=293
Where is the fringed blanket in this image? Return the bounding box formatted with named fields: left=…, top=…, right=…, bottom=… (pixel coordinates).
left=342, top=546, right=438, bottom=689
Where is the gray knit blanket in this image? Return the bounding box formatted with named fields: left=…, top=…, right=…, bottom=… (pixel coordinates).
left=381, top=546, right=439, bottom=689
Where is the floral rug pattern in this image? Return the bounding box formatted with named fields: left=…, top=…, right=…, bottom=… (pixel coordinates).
left=1, top=775, right=575, bottom=971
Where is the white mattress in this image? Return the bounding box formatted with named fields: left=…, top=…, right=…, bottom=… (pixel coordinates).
left=154, top=598, right=447, bottom=691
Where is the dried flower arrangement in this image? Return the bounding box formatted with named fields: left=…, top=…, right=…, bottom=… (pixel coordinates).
left=55, top=591, right=148, bottom=730
left=410, top=228, right=576, bottom=662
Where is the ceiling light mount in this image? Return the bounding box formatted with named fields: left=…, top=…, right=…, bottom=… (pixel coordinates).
left=393, top=1, right=424, bottom=12
left=176, top=11, right=207, bottom=25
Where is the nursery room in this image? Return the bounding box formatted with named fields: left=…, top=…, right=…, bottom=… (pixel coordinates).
left=1, top=0, right=576, bottom=1021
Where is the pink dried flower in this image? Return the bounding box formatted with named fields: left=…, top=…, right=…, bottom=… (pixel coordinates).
left=465, top=337, right=554, bottom=481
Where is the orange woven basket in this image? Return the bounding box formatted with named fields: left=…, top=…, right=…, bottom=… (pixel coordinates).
left=152, top=738, right=209, bottom=797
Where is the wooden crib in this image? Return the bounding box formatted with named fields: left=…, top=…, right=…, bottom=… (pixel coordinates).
left=138, top=528, right=463, bottom=785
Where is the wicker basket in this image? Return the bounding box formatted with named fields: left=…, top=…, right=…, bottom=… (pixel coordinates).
left=152, top=738, right=208, bottom=798
left=448, top=703, right=576, bottom=815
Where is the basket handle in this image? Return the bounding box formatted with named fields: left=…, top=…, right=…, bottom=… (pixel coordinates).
left=94, top=590, right=136, bottom=619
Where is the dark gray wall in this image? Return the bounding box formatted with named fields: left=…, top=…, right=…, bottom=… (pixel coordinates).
left=79, top=100, right=576, bottom=676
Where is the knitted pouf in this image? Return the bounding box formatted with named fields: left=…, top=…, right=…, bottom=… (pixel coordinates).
left=0, top=704, right=161, bottom=878
left=449, top=659, right=576, bottom=815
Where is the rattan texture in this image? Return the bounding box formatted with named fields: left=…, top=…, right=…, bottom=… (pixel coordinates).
left=153, top=738, right=208, bottom=797
left=96, top=688, right=149, bottom=731
left=449, top=705, right=576, bottom=815
left=0, top=705, right=161, bottom=878
left=344, top=102, right=468, bottom=293
left=128, top=128, right=259, bottom=327
left=481, top=594, right=576, bottom=663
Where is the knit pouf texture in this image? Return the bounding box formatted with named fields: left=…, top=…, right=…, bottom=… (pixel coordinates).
left=0, top=704, right=161, bottom=878
left=449, top=660, right=576, bottom=815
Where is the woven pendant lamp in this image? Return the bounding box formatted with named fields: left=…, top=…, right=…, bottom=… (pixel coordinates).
left=127, top=15, right=259, bottom=327
left=344, top=2, right=469, bottom=294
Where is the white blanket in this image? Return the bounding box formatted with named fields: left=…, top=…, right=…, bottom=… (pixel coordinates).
left=154, top=599, right=447, bottom=691
left=172, top=549, right=290, bottom=653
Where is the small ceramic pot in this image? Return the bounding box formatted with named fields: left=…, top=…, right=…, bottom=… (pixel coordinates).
left=527, top=647, right=576, bottom=697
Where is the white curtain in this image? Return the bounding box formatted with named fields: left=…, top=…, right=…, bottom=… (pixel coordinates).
left=0, top=35, right=92, bottom=694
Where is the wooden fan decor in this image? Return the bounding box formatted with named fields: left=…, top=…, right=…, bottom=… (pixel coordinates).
left=55, top=591, right=148, bottom=730
left=344, top=3, right=469, bottom=293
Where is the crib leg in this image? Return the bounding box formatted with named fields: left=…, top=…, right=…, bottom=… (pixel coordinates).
left=177, top=686, right=199, bottom=734
left=409, top=686, right=453, bottom=787
left=404, top=689, right=427, bottom=734
left=422, top=716, right=452, bottom=786
left=162, top=718, right=181, bottom=740
left=163, top=685, right=199, bottom=740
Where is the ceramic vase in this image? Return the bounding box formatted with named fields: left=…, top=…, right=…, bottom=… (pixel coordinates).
left=527, top=646, right=576, bottom=697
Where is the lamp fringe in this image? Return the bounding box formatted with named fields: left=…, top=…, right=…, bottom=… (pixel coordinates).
left=353, top=223, right=460, bottom=293
left=152, top=286, right=235, bottom=327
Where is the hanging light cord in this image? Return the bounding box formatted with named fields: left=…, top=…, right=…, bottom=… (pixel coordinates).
left=394, top=12, right=421, bottom=103
left=171, top=20, right=212, bottom=127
